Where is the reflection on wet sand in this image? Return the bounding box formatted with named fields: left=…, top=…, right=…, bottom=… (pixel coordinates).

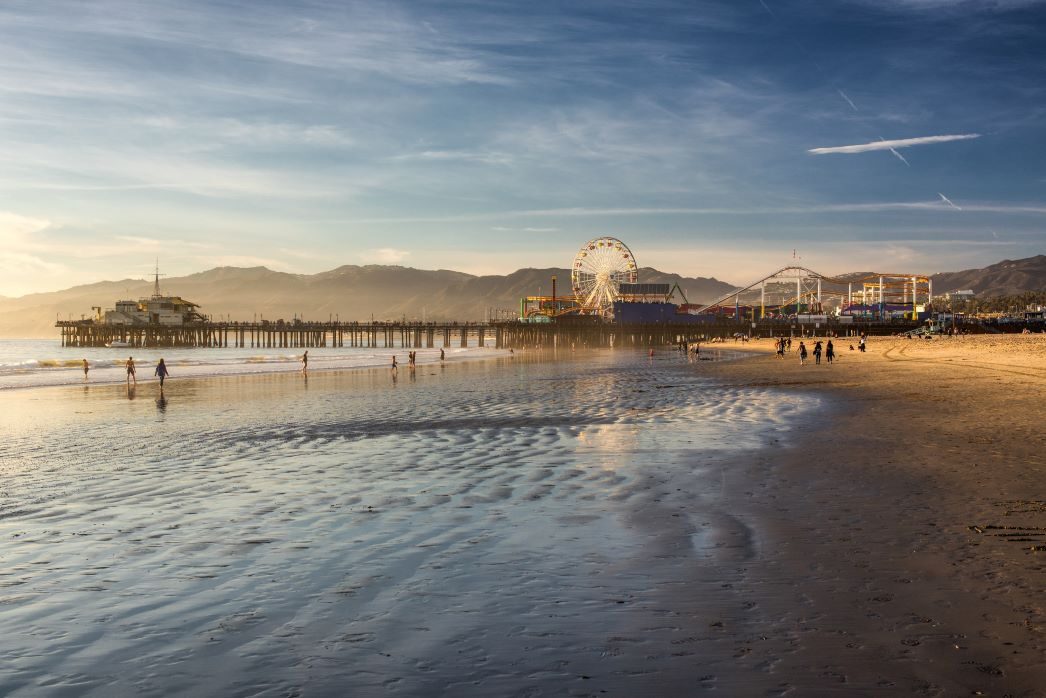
left=0, top=350, right=809, bottom=696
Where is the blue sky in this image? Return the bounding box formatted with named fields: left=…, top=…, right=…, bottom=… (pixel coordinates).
left=1, top=0, right=1044, bottom=296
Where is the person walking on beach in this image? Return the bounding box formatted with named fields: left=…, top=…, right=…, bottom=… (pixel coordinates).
left=798, top=341, right=808, bottom=366
left=391, top=355, right=398, bottom=372
left=126, top=356, right=136, bottom=384
left=813, top=341, right=822, bottom=365
left=776, top=337, right=785, bottom=358
left=858, top=336, right=866, bottom=353
left=786, top=337, right=792, bottom=351
left=155, top=358, right=170, bottom=389
left=301, top=350, right=309, bottom=374
left=82, top=359, right=89, bottom=382
left=826, top=340, right=835, bottom=364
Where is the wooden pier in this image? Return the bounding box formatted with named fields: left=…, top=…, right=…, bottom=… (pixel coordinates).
left=57, top=318, right=920, bottom=350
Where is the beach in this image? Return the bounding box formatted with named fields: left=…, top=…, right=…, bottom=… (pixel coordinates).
left=0, top=339, right=1043, bottom=696
left=703, top=334, right=1046, bottom=695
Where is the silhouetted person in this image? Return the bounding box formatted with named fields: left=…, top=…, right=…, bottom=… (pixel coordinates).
left=391, top=355, right=398, bottom=372
left=813, top=341, right=822, bottom=365
left=798, top=341, right=808, bottom=366
left=82, top=359, right=89, bottom=382
left=440, top=347, right=445, bottom=362
left=126, top=356, right=136, bottom=384
left=155, top=358, right=170, bottom=388
left=826, top=340, right=835, bottom=364
left=301, top=350, right=309, bottom=373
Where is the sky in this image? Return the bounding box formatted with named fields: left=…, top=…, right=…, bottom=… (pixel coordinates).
left=1, top=0, right=1045, bottom=297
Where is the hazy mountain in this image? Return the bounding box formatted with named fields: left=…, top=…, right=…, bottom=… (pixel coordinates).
left=930, top=256, right=1046, bottom=297
left=0, top=265, right=733, bottom=338
left=5, top=255, right=1042, bottom=338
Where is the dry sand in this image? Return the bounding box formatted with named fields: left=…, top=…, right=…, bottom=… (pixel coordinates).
left=697, top=334, right=1046, bottom=695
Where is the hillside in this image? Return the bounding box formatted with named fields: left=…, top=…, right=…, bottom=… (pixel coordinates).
left=0, top=265, right=734, bottom=338
left=930, top=256, right=1046, bottom=297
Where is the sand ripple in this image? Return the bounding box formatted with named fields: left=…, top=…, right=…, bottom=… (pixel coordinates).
left=0, top=351, right=816, bottom=695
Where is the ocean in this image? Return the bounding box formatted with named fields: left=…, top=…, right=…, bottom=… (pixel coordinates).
left=0, top=339, right=498, bottom=390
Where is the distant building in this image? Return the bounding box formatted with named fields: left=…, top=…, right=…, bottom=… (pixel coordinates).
left=103, top=267, right=205, bottom=326
left=946, top=289, right=976, bottom=300
left=105, top=296, right=204, bottom=326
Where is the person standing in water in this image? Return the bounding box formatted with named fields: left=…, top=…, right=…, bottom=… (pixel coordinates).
left=391, top=355, right=398, bottom=372
left=82, top=359, right=89, bottom=382
left=301, top=350, right=309, bottom=374
left=155, top=358, right=170, bottom=389
left=126, top=356, right=136, bottom=384
left=440, top=347, right=445, bottom=363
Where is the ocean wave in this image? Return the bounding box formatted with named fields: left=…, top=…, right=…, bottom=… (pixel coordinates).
left=0, top=345, right=509, bottom=390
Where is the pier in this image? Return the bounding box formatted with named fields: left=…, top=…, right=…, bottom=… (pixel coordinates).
left=56, top=318, right=922, bottom=350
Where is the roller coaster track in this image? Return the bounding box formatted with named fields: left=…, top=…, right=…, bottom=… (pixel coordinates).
left=694, top=266, right=932, bottom=314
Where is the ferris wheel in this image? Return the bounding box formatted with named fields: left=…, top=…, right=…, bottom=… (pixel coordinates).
left=571, top=236, right=638, bottom=315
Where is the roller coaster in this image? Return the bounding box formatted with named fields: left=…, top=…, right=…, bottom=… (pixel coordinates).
left=694, top=266, right=933, bottom=321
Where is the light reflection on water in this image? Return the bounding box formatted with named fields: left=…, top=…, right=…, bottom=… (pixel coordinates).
left=0, top=350, right=817, bottom=696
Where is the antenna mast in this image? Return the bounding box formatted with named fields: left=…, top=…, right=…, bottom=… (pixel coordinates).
left=152, top=258, right=166, bottom=298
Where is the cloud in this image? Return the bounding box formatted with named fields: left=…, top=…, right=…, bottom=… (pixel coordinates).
left=392, top=150, right=512, bottom=165
left=808, top=133, right=980, bottom=155
left=336, top=199, right=1046, bottom=226
left=362, top=248, right=411, bottom=264
left=115, top=235, right=213, bottom=249
left=194, top=254, right=287, bottom=269
left=0, top=211, right=52, bottom=244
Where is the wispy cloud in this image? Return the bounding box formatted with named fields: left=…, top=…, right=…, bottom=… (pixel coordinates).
left=362, top=248, right=411, bottom=264
left=808, top=133, right=980, bottom=155
left=391, top=150, right=512, bottom=165
left=338, top=199, right=1046, bottom=225
left=0, top=211, right=51, bottom=244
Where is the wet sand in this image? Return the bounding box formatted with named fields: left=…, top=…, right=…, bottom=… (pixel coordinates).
left=0, top=350, right=814, bottom=696
left=0, top=341, right=1042, bottom=696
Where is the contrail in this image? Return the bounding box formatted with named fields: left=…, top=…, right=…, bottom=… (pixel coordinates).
left=879, top=137, right=910, bottom=166
left=938, top=193, right=962, bottom=211
left=837, top=89, right=858, bottom=111
left=809, top=133, right=980, bottom=155
left=888, top=148, right=910, bottom=166
left=759, top=0, right=774, bottom=15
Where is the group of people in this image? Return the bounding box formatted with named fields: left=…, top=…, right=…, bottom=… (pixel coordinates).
left=120, top=356, right=170, bottom=387
left=79, top=356, right=170, bottom=388
left=391, top=347, right=446, bottom=373
left=776, top=337, right=836, bottom=366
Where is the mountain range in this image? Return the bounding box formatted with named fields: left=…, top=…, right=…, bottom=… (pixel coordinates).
left=0, top=265, right=733, bottom=338
left=1, top=255, right=1043, bottom=338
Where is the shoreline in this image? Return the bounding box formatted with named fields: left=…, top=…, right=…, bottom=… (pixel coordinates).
left=0, top=344, right=512, bottom=393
